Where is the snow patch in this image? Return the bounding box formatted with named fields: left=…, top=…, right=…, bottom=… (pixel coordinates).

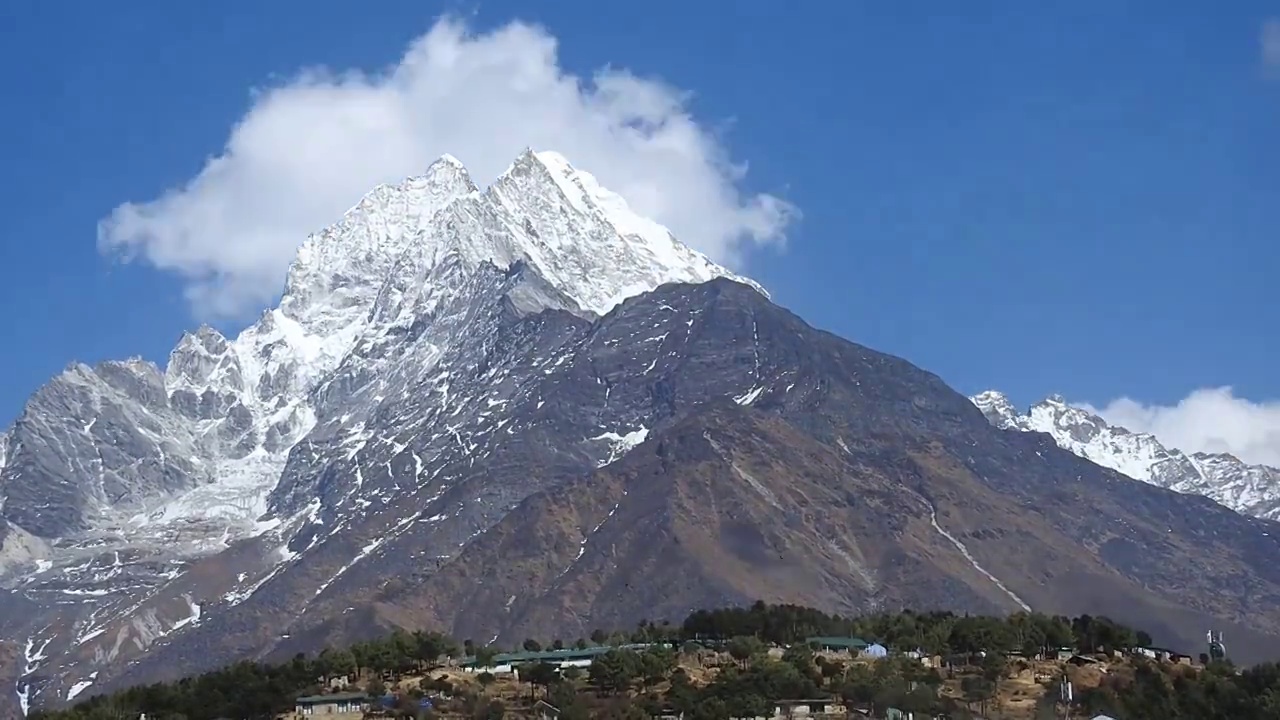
left=590, top=427, right=649, bottom=467
left=169, top=596, right=203, bottom=632
left=65, top=672, right=99, bottom=702
left=926, top=502, right=1030, bottom=612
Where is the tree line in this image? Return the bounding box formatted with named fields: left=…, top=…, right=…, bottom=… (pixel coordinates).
left=28, top=601, right=1280, bottom=720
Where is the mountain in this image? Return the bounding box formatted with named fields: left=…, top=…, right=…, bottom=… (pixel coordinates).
left=971, top=391, right=1280, bottom=521
left=4, top=150, right=1280, bottom=717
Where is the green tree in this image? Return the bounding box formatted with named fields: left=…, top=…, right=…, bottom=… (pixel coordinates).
left=727, top=636, right=764, bottom=668
left=638, top=646, right=676, bottom=689
left=781, top=642, right=814, bottom=672
left=590, top=649, right=640, bottom=694
left=473, top=646, right=499, bottom=669
left=524, top=662, right=560, bottom=697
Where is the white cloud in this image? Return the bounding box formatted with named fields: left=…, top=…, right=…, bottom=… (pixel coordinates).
left=1264, top=18, right=1280, bottom=70
left=98, top=17, right=795, bottom=320
left=1085, top=388, right=1280, bottom=467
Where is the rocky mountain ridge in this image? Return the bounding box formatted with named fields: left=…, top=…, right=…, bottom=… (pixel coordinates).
left=0, top=148, right=759, bottom=715
left=3, top=150, right=1280, bottom=718
left=971, top=391, right=1280, bottom=521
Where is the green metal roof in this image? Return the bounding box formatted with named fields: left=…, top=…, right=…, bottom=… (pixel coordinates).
left=461, top=643, right=660, bottom=666
left=497, top=646, right=614, bottom=663
left=805, top=636, right=869, bottom=648
left=295, top=691, right=369, bottom=704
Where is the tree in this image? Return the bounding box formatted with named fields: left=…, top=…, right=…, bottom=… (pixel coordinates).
left=552, top=638, right=565, bottom=650
left=960, top=676, right=995, bottom=715
left=638, top=646, right=676, bottom=689
left=524, top=663, right=560, bottom=697
left=981, top=652, right=1007, bottom=683
left=727, top=636, right=764, bottom=668
left=318, top=647, right=356, bottom=678
left=590, top=629, right=608, bottom=645
left=412, top=630, right=458, bottom=668
left=590, top=649, right=640, bottom=694
left=40, top=604, right=1270, bottom=720
left=666, top=669, right=699, bottom=715
left=523, top=638, right=543, bottom=652
left=474, top=646, right=500, bottom=669
left=781, top=642, right=814, bottom=673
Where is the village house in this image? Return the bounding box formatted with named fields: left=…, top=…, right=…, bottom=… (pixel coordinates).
left=292, top=691, right=368, bottom=718
left=460, top=643, right=663, bottom=673
left=805, top=636, right=869, bottom=655
left=1142, top=646, right=1195, bottom=664
left=904, top=649, right=942, bottom=668
left=861, top=643, right=889, bottom=659
left=736, top=698, right=849, bottom=719
left=321, top=674, right=351, bottom=691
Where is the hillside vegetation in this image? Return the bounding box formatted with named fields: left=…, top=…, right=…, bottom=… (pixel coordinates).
left=31, top=602, right=1280, bottom=719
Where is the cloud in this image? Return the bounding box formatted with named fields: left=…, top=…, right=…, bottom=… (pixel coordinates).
left=1084, top=388, right=1280, bottom=467
left=1264, top=18, right=1280, bottom=70
left=98, top=17, right=796, bottom=320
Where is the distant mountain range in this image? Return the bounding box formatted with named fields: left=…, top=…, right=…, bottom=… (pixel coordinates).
left=4, top=150, right=1280, bottom=717
left=971, top=391, right=1280, bottom=521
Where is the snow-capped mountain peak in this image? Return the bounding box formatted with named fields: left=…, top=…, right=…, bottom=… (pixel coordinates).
left=970, top=390, right=1023, bottom=430
left=280, top=155, right=479, bottom=333
left=0, top=148, right=777, bottom=713
left=485, top=148, right=767, bottom=314
left=971, top=390, right=1280, bottom=520
left=1, top=146, right=764, bottom=565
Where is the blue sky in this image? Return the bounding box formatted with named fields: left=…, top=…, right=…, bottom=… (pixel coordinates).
left=1, top=1, right=1278, bottom=461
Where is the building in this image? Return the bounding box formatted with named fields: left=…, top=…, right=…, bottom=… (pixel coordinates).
left=460, top=643, right=661, bottom=673
left=322, top=675, right=351, bottom=691
left=862, top=643, right=889, bottom=659
left=773, top=699, right=847, bottom=717
left=904, top=649, right=942, bottom=668
left=733, top=699, right=847, bottom=719
left=293, top=691, right=369, bottom=717
left=805, top=637, right=869, bottom=654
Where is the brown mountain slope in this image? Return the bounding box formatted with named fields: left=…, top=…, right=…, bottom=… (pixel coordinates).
left=351, top=400, right=1280, bottom=662
left=45, top=279, right=1280, bottom=709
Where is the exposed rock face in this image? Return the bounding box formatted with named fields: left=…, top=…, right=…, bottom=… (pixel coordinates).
left=4, top=150, right=1280, bottom=717
left=2, top=359, right=208, bottom=538
left=972, top=391, right=1280, bottom=521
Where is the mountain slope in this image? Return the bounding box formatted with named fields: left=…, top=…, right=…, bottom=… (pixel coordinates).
left=0, top=149, right=760, bottom=715
left=364, top=399, right=1280, bottom=664
left=4, top=150, right=1280, bottom=716
left=52, top=278, right=1280, bottom=698
left=972, top=391, right=1280, bottom=521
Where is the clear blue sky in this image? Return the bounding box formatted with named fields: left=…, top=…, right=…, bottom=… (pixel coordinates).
left=1, top=0, right=1277, bottom=429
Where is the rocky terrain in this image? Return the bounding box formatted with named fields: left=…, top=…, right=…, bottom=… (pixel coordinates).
left=3, top=150, right=1280, bottom=717
left=971, top=391, right=1280, bottom=521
